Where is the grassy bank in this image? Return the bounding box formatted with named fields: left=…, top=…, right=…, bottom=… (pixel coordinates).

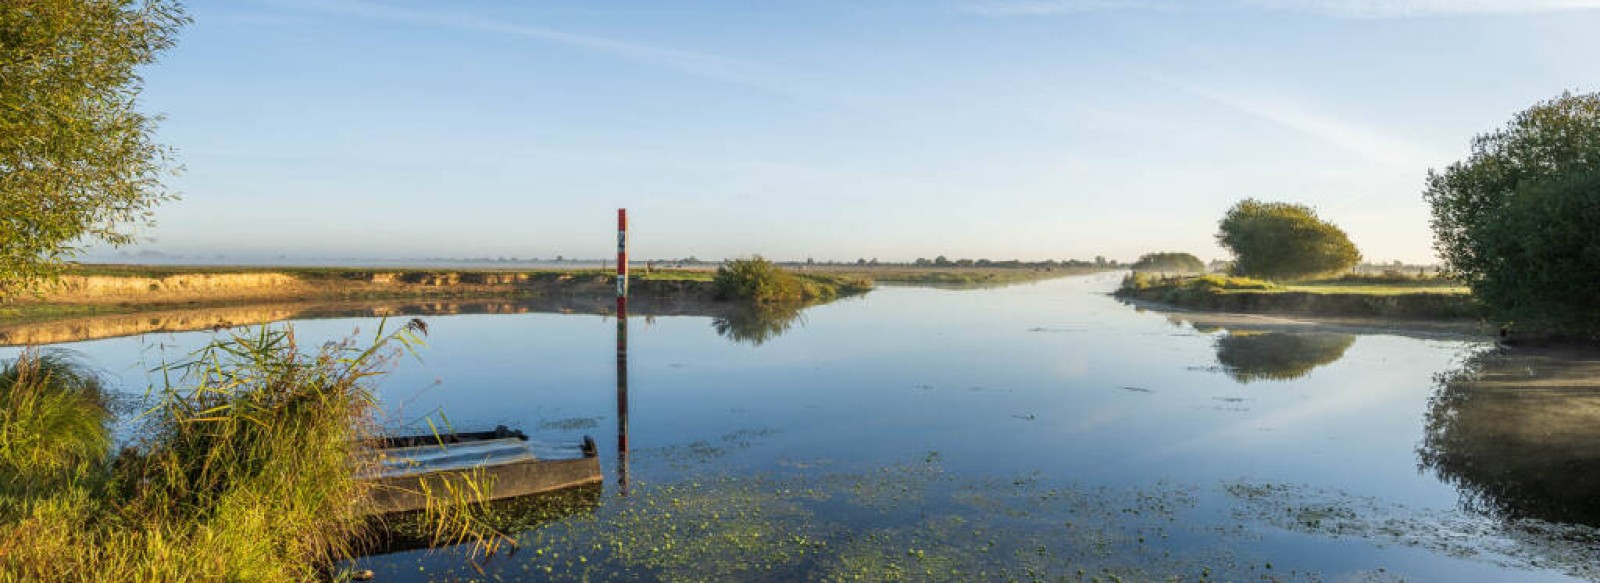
left=0, top=266, right=728, bottom=326
left=0, top=261, right=1108, bottom=333
left=1116, top=273, right=1479, bottom=320
left=0, top=323, right=495, bottom=581
left=0, top=263, right=1091, bottom=318
left=0, top=263, right=881, bottom=346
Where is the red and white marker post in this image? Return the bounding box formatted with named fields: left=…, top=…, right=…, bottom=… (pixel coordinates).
left=615, top=209, right=630, bottom=495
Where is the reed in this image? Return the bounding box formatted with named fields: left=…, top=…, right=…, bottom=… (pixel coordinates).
left=0, top=319, right=503, bottom=581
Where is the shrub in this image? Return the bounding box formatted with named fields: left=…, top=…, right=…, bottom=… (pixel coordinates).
left=1425, top=91, right=1600, bottom=336
left=715, top=257, right=801, bottom=302
left=714, top=257, right=872, bottom=303
left=1216, top=199, right=1361, bottom=280
left=1130, top=252, right=1205, bottom=273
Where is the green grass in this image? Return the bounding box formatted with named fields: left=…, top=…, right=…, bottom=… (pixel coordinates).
left=1280, top=283, right=1469, bottom=295
left=0, top=352, right=110, bottom=481
left=1120, top=272, right=1281, bottom=294
left=632, top=270, right=715, bottom=282
left=1281, top=273, right=1467, bottom=295
left=1116, top=272, right=1479, bottom=320
left=1120, top=272, right=1468, bottom=297
left=0, top=321, right=501, bottom=581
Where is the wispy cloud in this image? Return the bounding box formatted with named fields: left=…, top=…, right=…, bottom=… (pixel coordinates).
left=256, top=0, right=772, bottom=91
left=965, top=0, right=1600, bottom=18
left=252, top=0, right=894, bottom=111
left=1263, top=0, right=1600, bottom=18
left=1166, top=79, right=1440, bottom=169
left=964, top=0, right=1183, bottom=16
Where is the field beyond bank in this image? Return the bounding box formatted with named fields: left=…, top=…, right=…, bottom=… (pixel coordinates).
left=1115, top=272, right=1479, bottom=320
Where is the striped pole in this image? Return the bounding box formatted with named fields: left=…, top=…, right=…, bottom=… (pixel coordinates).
left=617, top=209, right=629, bottom=300
left=615, top=208, right=630, bottom=496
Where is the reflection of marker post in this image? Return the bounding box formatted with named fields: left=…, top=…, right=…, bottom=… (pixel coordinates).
left=615, top=209, right=630, bottom=496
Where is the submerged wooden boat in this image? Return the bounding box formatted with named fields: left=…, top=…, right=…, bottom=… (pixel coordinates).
left=362, top=425, right=601, bottom=515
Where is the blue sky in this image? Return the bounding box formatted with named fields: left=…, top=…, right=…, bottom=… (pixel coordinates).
left=101, top=0, right=1600, bottom=263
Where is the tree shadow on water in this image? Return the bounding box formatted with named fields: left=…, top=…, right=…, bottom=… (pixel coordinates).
left=1419, top=345, right=1600, bottom=527
left=1213, top=331, right=1356, bottom=383
left=710, top=303, right=808, bottom=346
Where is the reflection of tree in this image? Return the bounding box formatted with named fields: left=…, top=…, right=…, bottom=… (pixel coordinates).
left=1165, top=314, right=1223, bottom=334
left=1214, top=332, right=1355, bottom=383
left=1419, top=347, right=1600, bottom=527
left=711, top=303, right=807, bottom=346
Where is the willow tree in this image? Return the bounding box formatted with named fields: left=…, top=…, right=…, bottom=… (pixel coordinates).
left=1424, top=91, right=1600, bottom=336
left=1216, top=199, right=1360, bottom=280
left=0, top=0, right=187, bottom=296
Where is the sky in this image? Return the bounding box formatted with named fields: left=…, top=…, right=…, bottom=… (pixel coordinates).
left=93, top=0, right=1600, bottom=264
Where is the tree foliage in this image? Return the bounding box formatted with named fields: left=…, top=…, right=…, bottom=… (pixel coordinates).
left=713, top=256, right=870, bottom=303
left=1215, top=199, right=1360, bottom=280
left=0, top=0, right=187, bottom=296
left=714, top=256, right=807, bottom=303
left=1129, top=252, right=1205, bottom=273
left=1424, top=91, right=1600, bottom=335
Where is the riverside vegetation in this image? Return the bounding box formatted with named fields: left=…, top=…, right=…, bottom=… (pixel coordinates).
left=0, top=320, right=505, bottom=581
left=1129, top=252, right=1205, bottom=274
left=1123, top=90, right=1600, bottom=338
left=0, top=259, right=1116, bottom=330
left=0, top=263, right=865, bottom=325
left=1425, top=91, right=1600, bottom=339
left=0, top=261, right=1118, bottom=347
left=1116, top=271, right=1477, bottom=320
left=713, top=257, right=872, bottom=303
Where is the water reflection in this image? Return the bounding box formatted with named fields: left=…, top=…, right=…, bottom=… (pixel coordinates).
left=615, top=299, right=630, bottom=496
left=709, top=303, right=806, bottom=346
left=1419, top=346, right=1600, bottom=527
left=352, top=483, right=600, bottom=559
left=0, top=296, right=817, bottom=347
left=1214, top=331, right=1357, bottom=383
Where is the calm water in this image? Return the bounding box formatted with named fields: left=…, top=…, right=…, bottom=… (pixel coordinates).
left=10, top=273, right=1599, bottom=581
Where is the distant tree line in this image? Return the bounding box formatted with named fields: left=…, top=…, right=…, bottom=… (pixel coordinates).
left=905, top=257, right=1114, bottom=268
left=1130, top=252, right=1205, bottom=273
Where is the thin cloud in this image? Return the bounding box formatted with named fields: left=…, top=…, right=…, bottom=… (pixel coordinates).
left=255, top=0, right=891, bottom=110
left=257, top=0, right=772, bottom=91
left=965, top=0, right=1600, bottom=17
left=964, top=0, right=1184, bottom=16
left=1181, top=84, right=1437, bottom=169
left=1263, top=0, right=1600, bottom=18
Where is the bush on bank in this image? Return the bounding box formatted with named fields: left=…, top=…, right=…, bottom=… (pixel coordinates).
left=715, top=257, right=872, bottom=303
